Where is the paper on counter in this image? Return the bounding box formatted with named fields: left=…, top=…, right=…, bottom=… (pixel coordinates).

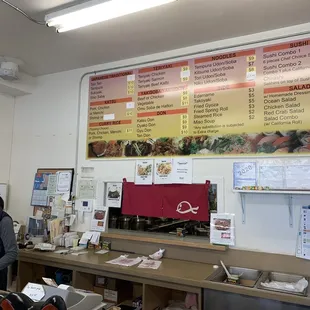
left=96, top=249, right=109, bottom=255
left=106, top=255, right=142, bottom=267
left=138, top=259, right=162, bottom=269
left=135, top=159, right=154, bottom=185
left=80, top=231, right=93, bottom=244
left=90, top=232, right=101, bottom=245
left=71, top=251, right=88, bottom=256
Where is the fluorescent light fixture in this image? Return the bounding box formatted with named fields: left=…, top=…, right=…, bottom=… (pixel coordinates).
left=45, top=0, right=177, bottom=33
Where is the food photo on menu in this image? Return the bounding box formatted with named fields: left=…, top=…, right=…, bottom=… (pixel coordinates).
left=87, top=130, right=310, bottom=159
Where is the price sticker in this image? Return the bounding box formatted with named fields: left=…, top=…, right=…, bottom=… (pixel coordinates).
left=180, top=129, right=189, bottom=135
left=181, top=114, right=188, bottom=120
left=126, top=111, right=133, bottom=117
left=247, top=66, right=256, bottom=72
left=127, top=85, right=135, bottom=95
left=126, top=128, right=133, bottom=134
left=180, top=123, right=189, bottom=130
left=127, top=81, right=135, bottom=86
left=181, top=118, right=189, bottom=125
left=181, top=76, right=190, bottom=82
left=127, top=74, right=135, bottom=81
left=181, top=66, right=190, bottom=71
left=247, top=55, right=256, bottom=62
left=182, top=90, right=189, bottom=96
left=246, top=71, right=256, bottom=81
left=181, top=100, right=189, bottom=106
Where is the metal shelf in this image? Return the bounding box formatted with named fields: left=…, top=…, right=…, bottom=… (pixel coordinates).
left=233, top=190, right=310, bottom=228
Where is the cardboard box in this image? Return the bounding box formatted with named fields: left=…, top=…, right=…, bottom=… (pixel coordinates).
left=93, top=286, right=105, bottom=296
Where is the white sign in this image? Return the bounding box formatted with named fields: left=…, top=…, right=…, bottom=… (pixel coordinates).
left=210, top=213, right=235, bottom=246
left=106, top=182, right=122, bottom=208
left=56, top=171, right=72, bottom=193
left=233, top=162, right=256, bottom=189
left=299, top=206, right=310, bottom=260
left=91, top=207, right=108, bottom=232
left=78, top=179, right=97, bottom=199
left=154, top=158, right=173, bottom=184
left=171, top=158, right=193, bottom=184
left=47, top=175, right=57, bottom=196
left=22, top=283, right=45, bottom=301
left=135, top=159, right=154, bottom=185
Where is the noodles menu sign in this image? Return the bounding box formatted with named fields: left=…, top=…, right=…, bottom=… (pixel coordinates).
left=87, top=39, right=310, bottom=158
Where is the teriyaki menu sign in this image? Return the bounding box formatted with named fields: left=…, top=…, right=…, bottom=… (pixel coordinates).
left=87, top=38, right=310, bottom=158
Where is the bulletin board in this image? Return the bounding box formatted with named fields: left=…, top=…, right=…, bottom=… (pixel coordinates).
left=31, top=168, right=74, bottom=207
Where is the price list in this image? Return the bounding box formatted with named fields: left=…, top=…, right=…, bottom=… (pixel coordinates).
left=192, top=50, right=263, bottom=135
left=87, top=37, right=310, bottom=158
left=88, top=71, right=135, bottom=142
left=136, top=61, right=190, bottom=138
left=262, top=39, right=310, bottom=130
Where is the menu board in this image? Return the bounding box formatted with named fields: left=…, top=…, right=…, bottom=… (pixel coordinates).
left=87, top=38, right=310, bottom=158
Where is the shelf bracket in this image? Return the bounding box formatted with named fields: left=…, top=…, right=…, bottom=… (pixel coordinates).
left=241, top=193, right=246, bottom=224
left=288, top=194, right=293, bottom=228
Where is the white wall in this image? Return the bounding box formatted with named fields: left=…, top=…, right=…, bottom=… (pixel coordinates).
left=0, top=94, right=14, bottom=184
left=10, top=24, right=310, bottom=254
left=8, top=73, right=79, bottom=222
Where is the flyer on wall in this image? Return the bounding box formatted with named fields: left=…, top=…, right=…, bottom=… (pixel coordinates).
left=135, top=159, right=154, bottom=185
left=154, top=158, right=173, bottom=184
left=106, top=182, right=122, bottom=208
left=233, top=162, right=257, bottom=189
left=91, top=207, right=108, bottom=232
left=78, top=179, right=97, bottom=199
left=171, top=158, right=193, bottom=184
left=210, top=213, right=235, bottom=246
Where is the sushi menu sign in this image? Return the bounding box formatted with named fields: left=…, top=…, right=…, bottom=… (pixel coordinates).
left=87, top=38, right=310, bottom=159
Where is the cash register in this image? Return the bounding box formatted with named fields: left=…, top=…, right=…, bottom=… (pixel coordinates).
left=20, top=282, right=105, bottom=310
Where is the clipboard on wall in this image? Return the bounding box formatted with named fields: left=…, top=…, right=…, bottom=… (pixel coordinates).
left=30, top=168, right=74, bottom=207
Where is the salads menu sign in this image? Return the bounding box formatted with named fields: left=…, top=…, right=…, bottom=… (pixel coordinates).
left=87, top=38, right=310, bottom=158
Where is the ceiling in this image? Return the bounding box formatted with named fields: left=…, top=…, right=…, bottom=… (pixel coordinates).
left=1, top=0, right=310, bottom=76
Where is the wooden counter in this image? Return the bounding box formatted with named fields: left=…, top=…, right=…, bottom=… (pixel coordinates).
left=18, top=249, right=310, bottom=309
